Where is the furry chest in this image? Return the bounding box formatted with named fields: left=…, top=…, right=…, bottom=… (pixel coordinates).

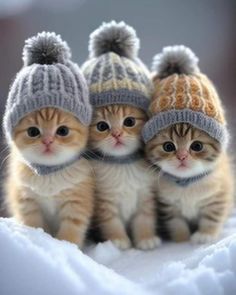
left=176, top=196, right=200, bottom=220
left=36, top=195, right=58, bottom=216
left=35, top=195, right=60, bottom=233
left=117, top=186, right=139, bottom=222
left=22, top=165, right=87, bottom=197
left=161, top=185, right=202, bottom=220
left=95, top=161, right=153, bottom=222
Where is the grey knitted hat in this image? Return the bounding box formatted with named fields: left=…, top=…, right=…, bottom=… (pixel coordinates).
left=3, top=31, right=92, bottom=142
left=142, top=45, right=229, bottom=148
left=81, top=21, right=152, bottom=111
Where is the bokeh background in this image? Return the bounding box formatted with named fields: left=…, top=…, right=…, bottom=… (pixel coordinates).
left=0, top=0, right=236, bottom=216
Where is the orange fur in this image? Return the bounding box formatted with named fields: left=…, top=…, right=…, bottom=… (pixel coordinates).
left=89, top=104, right=147, bottom=155
left=89, top=105, right=161, bottom=250
left=146, top=123, right=234, bottom=243
left=5, top=108, right=94, bottom=247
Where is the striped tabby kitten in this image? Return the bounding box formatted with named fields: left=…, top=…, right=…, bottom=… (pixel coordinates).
left=5, top=108, right=94, bottom=247
left=89, top=105, right=160, bottom=250
left=146, top=123, right=233, bottom=244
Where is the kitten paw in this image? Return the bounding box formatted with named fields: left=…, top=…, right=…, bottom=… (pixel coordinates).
left=191, top=232, right=217, bottom=244
left=111, top=238, right=131, bottom=250
left=135, top=236, right=161, bottom=250
left=171, top=230, right=191, bottom=243
left=56, top=228, right=83, bottom=246
left=168, top=218, right=191, bottom=243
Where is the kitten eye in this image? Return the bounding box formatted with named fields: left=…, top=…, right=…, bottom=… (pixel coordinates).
left=163, top=142, right=176, bottom=152
left=27, top=127, right=40, bottom=137
left=56, top=126, right=69, bottom=136
left=123, top=117, right=136, bottom=127
left=190, top=141, right=203, bottom=152
left=96, top=121, right=109, bottom=132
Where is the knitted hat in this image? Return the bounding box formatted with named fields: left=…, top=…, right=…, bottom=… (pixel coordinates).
left=3, top=31, right=92, bottom=142
left=82, top=21, right=152, bottom=111
left=142, top=45, right=229, bottom=148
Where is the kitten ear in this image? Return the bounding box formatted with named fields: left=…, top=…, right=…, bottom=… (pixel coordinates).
left=88, top=20, right=140, bottom=59
left=151, top=45, right=200, bottom=79
left=23, top=31, right=71, bottom=66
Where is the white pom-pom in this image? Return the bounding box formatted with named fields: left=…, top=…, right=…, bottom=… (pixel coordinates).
left=23, top=31, right=71, bottom=66
left=89, top=20, right=140, bottom=59
left=152, top=45, right=199, bottom=78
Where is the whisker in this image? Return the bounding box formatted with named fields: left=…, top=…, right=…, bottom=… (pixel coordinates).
left=0, top=154, right=11, bottom=169
left=0, top=145, right=9, bottom=156
left=146, top=163, right=159, bottom=174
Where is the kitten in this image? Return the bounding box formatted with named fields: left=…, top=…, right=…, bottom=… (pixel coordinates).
left=146, top=123, right=234, bottom=244
left=88, top=104, right=160, bottom=250
left=5, top=107, right=94, bottom=247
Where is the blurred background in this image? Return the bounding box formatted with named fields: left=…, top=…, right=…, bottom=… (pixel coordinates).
left=0, top=0, right=235, bottom=216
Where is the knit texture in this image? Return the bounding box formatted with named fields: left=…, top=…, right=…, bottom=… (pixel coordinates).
left=142, top=45, right=228, bottom=148
left=3, top=31, right=92, bottom=143
left=82, top=21, right=152, bottom=111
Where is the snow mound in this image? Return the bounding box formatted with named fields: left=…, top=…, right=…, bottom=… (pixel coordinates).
left=1, top=210, right=236, bottom=295
left=0, top=218, right=149, bottom=295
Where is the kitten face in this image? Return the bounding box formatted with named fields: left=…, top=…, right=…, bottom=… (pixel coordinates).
left=89, top=105, right=147, bottom=157
left=146, top=123, right=221, bottom=178
left=13, top=108, right=88, bottom=166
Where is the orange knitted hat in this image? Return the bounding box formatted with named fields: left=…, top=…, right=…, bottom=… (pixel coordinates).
left=142, top=45, right=228, bottom=148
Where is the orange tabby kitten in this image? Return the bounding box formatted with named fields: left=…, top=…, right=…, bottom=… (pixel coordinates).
left=88, top=105, right=160, bottom=250
left=5, top=107, right=94, bottom=247
left=146, top=123, right=234, bottom=244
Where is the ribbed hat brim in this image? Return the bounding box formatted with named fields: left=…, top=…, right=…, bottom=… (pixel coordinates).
left=90, top=89, right=150, bottom=111
left=3, top=91, right=92, bottom=142
left=142, top=109, right=229, bottom=149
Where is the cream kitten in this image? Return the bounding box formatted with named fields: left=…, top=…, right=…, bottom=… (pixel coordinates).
left=5, top=107, right=94, bottom=247
left=146, top=123, right=234, bottom=244
left=88, top=104, right=160, bottom=250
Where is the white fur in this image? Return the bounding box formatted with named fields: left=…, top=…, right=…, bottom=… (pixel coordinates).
left=21, top=146, right=79, bottom=166
left=112, top=238, right=131, bottom=250
left=36, top=193, right=59, bottom=233
left=191, top=232, right=218, bottom=244
left=93, top=130, right=140, bottom=157
left=159, top=158, right=216, bottom=178
left=93, top=160, right=155, bottom=223
left=136, top=236, right=161, bottom=250
left=158, top=172, right=220, bottom=221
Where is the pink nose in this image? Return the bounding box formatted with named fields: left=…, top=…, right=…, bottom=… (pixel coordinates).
left=177, top=151, right=188, bottom=161
left=42, top=136, right=54, bottom=146
left=112, top=130, right=122, bottom=138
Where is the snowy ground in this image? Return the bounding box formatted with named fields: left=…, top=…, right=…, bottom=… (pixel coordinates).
left=1, top=210, right=236, bottom=295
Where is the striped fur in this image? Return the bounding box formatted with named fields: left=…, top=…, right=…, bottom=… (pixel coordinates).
left=146, top=123, right=234, bottom=243
left=5, top=108, right=94, bottom=247
left=88, top=105, right=161, bottom=250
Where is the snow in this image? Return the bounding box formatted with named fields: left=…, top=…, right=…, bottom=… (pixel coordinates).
left=1, top=210, right=236, bottom=295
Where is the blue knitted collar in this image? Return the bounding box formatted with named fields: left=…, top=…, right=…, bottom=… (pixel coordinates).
left=84, top=149, right=144, bottom=164
left=156, top=166, right=212, bottom=187
left=30, top=153, right=83, bottom=176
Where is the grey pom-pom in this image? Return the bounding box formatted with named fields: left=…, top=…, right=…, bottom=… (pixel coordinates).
left=23, top=31, right=71, bottom=66
left=89, top=20, right=140, bottom=59
left=152, top=45, right=199, bottom=78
